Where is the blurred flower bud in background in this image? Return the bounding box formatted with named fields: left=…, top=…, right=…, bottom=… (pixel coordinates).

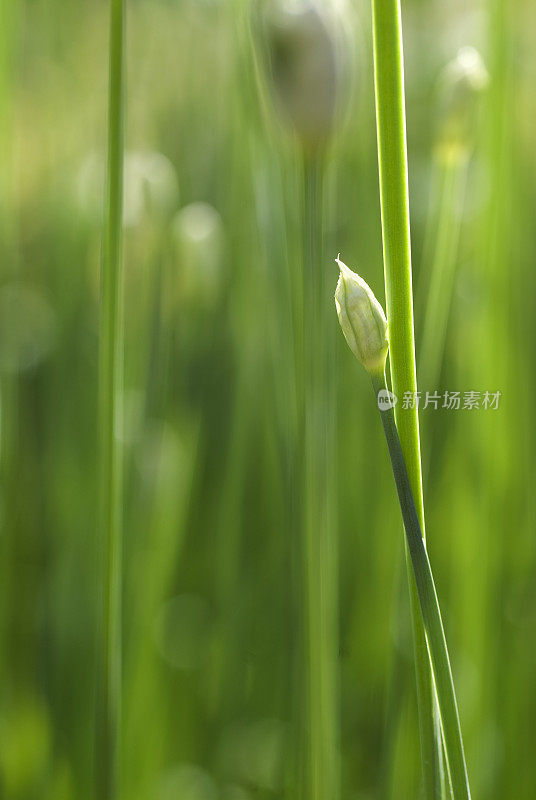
left=435, top=47, right=489, bottom=165
left=167, top=201, right=227, bottom=411
left=123, top=151, right=179, bottom=227
left=172, top=201, right=224, bottom=314
left=77, top=149, right=180, bottom=308
left=76, top=149, right=179, bottom=228
left=257, top=0, right=353, bottom=152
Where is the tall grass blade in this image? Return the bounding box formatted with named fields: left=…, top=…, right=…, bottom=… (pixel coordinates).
left=298, top=153, right=339, bottom=800
left=419, top=161, right=467, bottom=395
left=370, top=0, right=440, bottom=795
left=96, top=0, right=126, bottom=797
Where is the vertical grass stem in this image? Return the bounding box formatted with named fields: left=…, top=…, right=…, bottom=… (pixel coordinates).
left=370, top=0, right=440, bottom=794
left=299, top=152, right=339, bottom=800
left=97, top=0, right=126, bottom=797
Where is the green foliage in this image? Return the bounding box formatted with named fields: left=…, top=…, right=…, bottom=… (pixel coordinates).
left=0, top=0, right=530, bottom=798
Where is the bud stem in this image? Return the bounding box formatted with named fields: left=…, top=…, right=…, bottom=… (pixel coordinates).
left=371, top=369, right=471, bottom=800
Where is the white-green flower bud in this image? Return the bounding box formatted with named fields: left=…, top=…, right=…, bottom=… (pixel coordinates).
left=435, top=47, right=489, bottom=164
left=334, top=255, right=388, bottom=374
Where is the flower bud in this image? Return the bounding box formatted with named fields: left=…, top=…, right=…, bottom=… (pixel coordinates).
left=172, top=201, right=224, bottom=312
left=259, top=0, right=352, bottom=152
left=435, top=47, right=489, bottom=164
left=122, top=150, right=179, bottom=227
left=334, top=255, right=388, bottom=374
left=76, top=149, right=179, bottom=227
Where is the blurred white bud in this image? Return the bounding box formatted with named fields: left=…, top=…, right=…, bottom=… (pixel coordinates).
left=435, top=47, right=489, bottom=164
left=77, top=150, right=179, bottom=226
left=260, top=0, right=352, bottom=151
left=334, top=255, right=388, bottom=374
left=172, top=202, right=224, bottom=311
left=123, top=151, right=179, bottom=226
left=0, top=284, right=57, bottom=374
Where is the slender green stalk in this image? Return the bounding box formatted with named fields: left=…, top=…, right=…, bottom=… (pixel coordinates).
left=298, top=152, right=338, bottom=800
left=417, top=156, right=468, bottom=799
left=0, top=0, right=15, bottom=248
left=0, top=0, right=15, bottom=702
left=96, top=0, right=125, bottom=797
left=418, top=160, right=468, bottom=394
left=124, top=425, right=197, bottom=798
left=371, top=370, right=470, bottom=800
left=417, top=159, right=468, bottom=505
left=370, top=1, right=440, bottom=794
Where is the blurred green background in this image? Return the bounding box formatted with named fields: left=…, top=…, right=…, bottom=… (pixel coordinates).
left=1, top=0, right=534, bottom=798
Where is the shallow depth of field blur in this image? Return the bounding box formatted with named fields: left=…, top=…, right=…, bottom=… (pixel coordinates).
left=1, top=0, right=535, bottom=798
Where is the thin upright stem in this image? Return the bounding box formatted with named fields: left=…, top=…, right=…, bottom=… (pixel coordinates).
left=370, top=1, right=440, bottom=794
left=371, top=371, right=471, bottom=800
left=419, top=159, right=468, bottom=394
left=297, top=152, right=339, bottom=800
left=418, top=159, right=468, bottom=501
left=96, top=0, right=125, bottom=797
left=0, top=0, right=16, bottom=706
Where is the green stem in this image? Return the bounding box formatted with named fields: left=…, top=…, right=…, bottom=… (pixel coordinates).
left=371, top=371, right=471, bottom=800
left=418, top=159, right=468, bottom=506
left=298, top=152, right=338, bottom=800
left=419, top=159, right=468, bottom=394
left=0, top=0, right=16, bottom=707
left=370, top=1, right=440, bottom=794
left=97, top=0, right=125, bottom=797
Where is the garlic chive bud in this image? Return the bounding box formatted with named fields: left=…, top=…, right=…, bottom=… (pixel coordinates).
left=435, top=47, right=489, bottom=164
left=334, top=255, right=388, bottom=374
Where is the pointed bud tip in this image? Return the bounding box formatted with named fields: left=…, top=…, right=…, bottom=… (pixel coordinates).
left=335, top=253, right=354, bottom=279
